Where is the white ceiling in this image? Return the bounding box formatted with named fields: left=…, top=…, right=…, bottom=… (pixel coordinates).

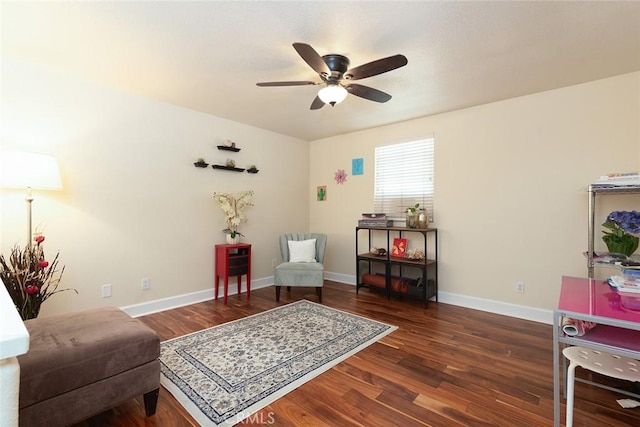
left=2, top=1, right=639, bottom=141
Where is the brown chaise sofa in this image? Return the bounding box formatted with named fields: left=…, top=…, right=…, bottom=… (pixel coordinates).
left=17, top=306, right=160, bottom=426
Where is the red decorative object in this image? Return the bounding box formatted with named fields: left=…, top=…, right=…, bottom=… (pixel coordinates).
left=215, top=243, right=251, bottom=304
left=391, top=238, right=407, bottom=257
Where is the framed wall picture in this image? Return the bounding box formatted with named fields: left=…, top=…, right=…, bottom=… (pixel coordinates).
left=317, top=185, right=327, bottom=201
left=392, top=238, right=407, bottom=257
left=352, top=158, right=364, bottom=175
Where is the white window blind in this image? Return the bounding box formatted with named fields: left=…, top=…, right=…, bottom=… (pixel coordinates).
left=374, top=138, right=434, bottom=220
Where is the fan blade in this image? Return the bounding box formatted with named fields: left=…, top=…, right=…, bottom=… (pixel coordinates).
left=293, top=43, right=330, bottom=76
left=256, top=81, right=316, bottom=87
left=346, top=84, right=392, bottom=103
left=345, top=54, right=408, bottom=80
left=310, top=96, right=325, bottom=110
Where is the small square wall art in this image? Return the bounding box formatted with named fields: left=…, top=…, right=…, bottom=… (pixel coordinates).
left=317, top=186, right=327, bottom=201
left=352, top=158, right=364, bottom=175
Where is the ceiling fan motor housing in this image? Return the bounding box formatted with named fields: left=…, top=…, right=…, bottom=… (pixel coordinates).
left=322, top=54, right=350, bottom=80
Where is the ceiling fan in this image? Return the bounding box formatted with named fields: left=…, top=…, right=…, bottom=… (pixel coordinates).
left=256, top=43, right=408, bottom=110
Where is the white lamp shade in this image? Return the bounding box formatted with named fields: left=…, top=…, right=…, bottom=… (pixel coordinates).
left=318, top=84, right=348, bottom=105
left=0, top=151, right=62, bottom=190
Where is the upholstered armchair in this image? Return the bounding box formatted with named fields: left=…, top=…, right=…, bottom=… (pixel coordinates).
left=274, top=233, right=327, bottom=303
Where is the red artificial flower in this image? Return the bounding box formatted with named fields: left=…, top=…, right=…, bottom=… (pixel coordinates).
left=34, top=235, right=45, bottom=244
left=38, top=260, right=49, bottom=268
left=26, top=285, right=39, bottom=295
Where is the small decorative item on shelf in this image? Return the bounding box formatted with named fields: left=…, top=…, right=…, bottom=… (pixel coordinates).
left=418, top=209, right=429, bottom=229
left=213, top=190, right=254, bottom=244
left=194, top=158, right=209, bottom=168
left=217, top=140, right=240, bottom=152
left=247, top=165, right=259, bottom=174
left=0, top=235, right=77, bottom=320
left=602, top=210, right=640, bottom=256
left=369, top=247, right=387, bottom=256
left=405, top=203, right=420, bottom=228
left=392, top=238, right=407, bottom=257
left=405, top=249, right=425, bottom=260
left=226, top=159, right=236, bottom=168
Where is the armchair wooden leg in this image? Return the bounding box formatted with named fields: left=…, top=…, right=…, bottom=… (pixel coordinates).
left=316, top=287, right=322, bottom=303
left=276, top=286, right=281, bottom=301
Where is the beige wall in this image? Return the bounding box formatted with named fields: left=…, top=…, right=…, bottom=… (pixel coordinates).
left=1, top=60, right=309, bottom=316
left=2, top=59, right=639, bottom=317
left=310, top=72, right=640, bottom=311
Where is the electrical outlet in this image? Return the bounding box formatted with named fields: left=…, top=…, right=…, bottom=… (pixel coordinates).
left=102, top=284, right=112, bottom=298
left=515, top=281, right=525, bottom=294
left=272, top=258, right=277, bottom=267
left=141, top=277, right=150, bottom=290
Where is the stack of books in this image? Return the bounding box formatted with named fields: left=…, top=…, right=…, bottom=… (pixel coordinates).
left=358, top=213, right=392, bottom=227
left=592, top=172, right=640, bottom=189
left=607, top=275, right=640, bottom=294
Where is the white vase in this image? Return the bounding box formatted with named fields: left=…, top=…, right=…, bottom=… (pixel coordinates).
left=226, top=234, right=240, bottom=244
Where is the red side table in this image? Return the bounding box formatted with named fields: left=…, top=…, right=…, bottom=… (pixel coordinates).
left=215, top=243, right=251, bottom=304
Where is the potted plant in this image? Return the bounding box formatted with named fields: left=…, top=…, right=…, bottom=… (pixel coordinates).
left=0, top=235, right=77, bottom=320
left=194, top=158, right=209, bottom=168
left=405, top=203, right=420, bottom=228
left=602, top=210, right=640, bottom=256
left=213, top=190, right=254, bottom=244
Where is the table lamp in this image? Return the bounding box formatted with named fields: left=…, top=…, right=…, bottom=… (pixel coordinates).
left=0, top=151, right=63, bottom=245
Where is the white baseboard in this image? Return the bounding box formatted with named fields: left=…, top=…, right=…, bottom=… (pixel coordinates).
left=122, top=273, right=553, bottom=325
left=121, top=276, right=274, bottom=318
left=437, top=291, right=552, bottom=324
left=325, top=273, right=553, bottom=324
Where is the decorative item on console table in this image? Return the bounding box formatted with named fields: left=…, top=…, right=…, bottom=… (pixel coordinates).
left=213, top=190, right=254, bottom=244
left=359, top=213, right=392, bottom=228
left=225, top=231, right=242, bottom=244
left=418, top=208, right=429, bottom=229
left=602, top=210, right=640, bottom=256
left=392, top=238, right=407, bottom=257
left=405, top=203, right=420, bottom=228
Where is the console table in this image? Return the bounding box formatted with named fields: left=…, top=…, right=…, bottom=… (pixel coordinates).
left=215, top=243, right=251, bottom=304
left=553, top=276, right=640, bottom=426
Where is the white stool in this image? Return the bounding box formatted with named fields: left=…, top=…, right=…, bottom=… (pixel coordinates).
left=563, top=346, right=640, bottom=427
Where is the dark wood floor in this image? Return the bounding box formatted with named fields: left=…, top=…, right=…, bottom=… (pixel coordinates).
left=76, top=281, right=640, bottom=426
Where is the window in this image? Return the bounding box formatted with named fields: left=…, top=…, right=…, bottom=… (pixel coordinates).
left=374, top=138, right=434, bottom=220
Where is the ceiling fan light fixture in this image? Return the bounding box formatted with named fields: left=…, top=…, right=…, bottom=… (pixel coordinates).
left=318, top=84, right=348, bottom=106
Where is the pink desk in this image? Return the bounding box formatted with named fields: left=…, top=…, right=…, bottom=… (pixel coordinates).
left=553, top=276, right=640, bottom=426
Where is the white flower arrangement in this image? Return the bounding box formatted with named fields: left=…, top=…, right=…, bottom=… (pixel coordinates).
left=212, top=190, right=254, bottom=237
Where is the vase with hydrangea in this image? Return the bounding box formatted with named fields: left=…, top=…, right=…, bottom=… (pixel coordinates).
left=212, top=190, right=254, bottom=244
left=602, top=210, right=640, bottom=257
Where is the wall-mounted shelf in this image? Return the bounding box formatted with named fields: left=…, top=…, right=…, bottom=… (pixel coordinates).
left=217, top=145, right=240, bottom=152
left=247, top=168, right=259, bottom=174
left=193, top=161, right=209, bottom=168
left=212, top=165, right=245, bottom=172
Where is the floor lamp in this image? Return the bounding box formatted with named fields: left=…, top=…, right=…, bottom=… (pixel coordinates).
left=0, top=151, right=63, bottom=245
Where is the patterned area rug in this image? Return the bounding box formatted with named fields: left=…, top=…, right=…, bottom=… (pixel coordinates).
left=160, top=300, right=397, bottom=426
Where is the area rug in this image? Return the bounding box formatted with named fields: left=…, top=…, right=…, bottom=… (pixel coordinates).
left=159, top=300, right=397, bottom=426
